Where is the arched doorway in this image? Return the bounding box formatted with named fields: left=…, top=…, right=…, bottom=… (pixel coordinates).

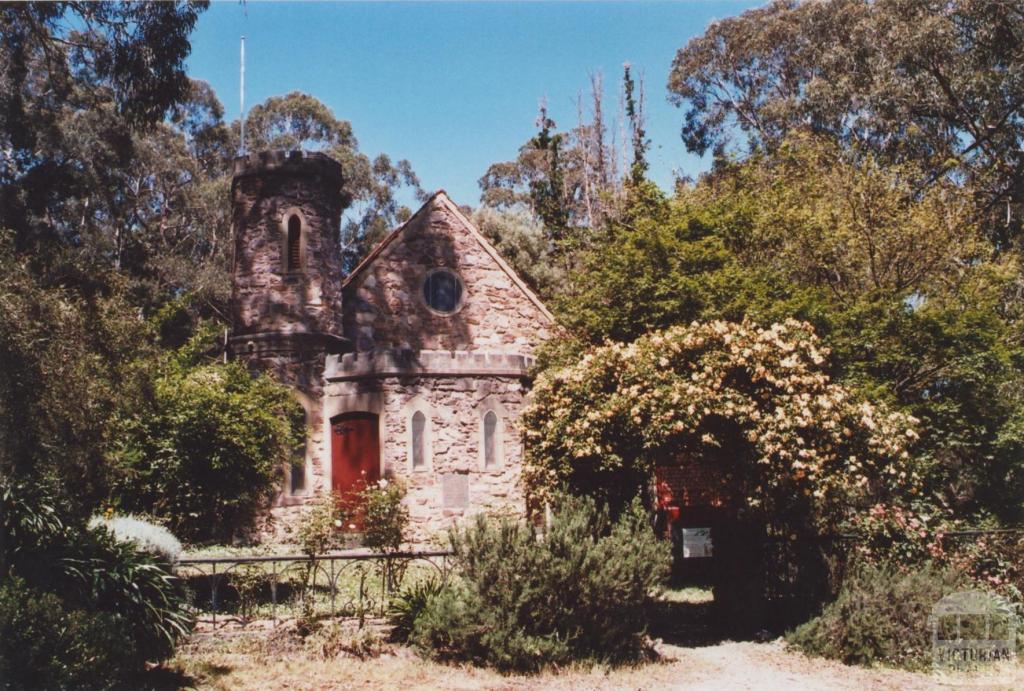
left=330, top=412, right=380, bottom=499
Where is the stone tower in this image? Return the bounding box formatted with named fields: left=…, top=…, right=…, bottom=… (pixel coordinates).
left=229, top=149, right=348, bottom=360
left=229, top=150, right=349, bottom=501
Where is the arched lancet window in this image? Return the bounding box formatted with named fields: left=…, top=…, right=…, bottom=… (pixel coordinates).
left=290, top=409, right=308, bottom=494
left=286, top=214, right=302, bottom=271
left=483, top=410, right=500, bottom=469
left=290, top=456, right=306, bottom=493
left=411, top=410, right=427, bottom=469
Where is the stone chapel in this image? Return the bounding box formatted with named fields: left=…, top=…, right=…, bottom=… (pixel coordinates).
left=228, top=150, right=553, bottom=540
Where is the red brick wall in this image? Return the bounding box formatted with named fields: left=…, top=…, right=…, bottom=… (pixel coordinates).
left=656, top=455, right=729, bottom=525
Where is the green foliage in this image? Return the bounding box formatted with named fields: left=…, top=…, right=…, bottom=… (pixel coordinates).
left=667, top=0, right=1024, bottom=246
left=693, top=137, right=1023, bottom=521
left=242, top=91, right=425, bottom=269
left=360, top=479, right=410, bottom=555
left=622, top=63, right=649, bottom=187
left=787, top=563, right=974, bottom=670
left=297, top=492, right=345, bottom=557
left=1, top=478, right=192, bottom=687
left=409, top=496, right=670, bottom=672
left=472, top=205, right=566, bottom=300
left=388, top=577, right=445, bottom=643
left=480, top=104, right=577, bottom=234
left=943, top=532, right=1024, bottom=605
left=845, top=504, right=939, bottom=569
left=528, top=104, right=571, bottom=240
left=552, top=133, right=1024, bottom=525
left=0, top=577, right=136, bottom=691
left=556, top=184, right=774, bottom=347
left=0, top=236, right=157, bottom=519
left=524, top=320, right=919, bottom=532
left=64, top=526, right=194, bottom=662
left=110, top=360, right=304, bottom=543
left=231, top=563, right=271, bottom=620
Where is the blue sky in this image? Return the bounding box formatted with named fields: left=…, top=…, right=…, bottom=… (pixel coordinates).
left=186, top=1, right=760, bottom=207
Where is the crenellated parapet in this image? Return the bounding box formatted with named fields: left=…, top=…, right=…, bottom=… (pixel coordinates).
left=232, top=149, right=343, bottom=184
left=324, top=349, right=536, bottom=382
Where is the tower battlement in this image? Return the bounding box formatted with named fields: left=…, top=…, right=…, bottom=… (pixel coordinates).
left=229, top=149, right=348, bottom=356
left=232, top=149, right=343, bottom=181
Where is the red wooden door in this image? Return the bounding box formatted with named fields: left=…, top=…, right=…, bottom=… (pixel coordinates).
left=331, top=413, right=380, bottom=501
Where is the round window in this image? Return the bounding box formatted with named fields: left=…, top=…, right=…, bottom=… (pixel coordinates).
left=423, top=269, right=463, bottom=314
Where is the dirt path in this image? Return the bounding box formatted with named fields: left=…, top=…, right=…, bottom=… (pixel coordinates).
left=167, top=636, right=1023, bottom=690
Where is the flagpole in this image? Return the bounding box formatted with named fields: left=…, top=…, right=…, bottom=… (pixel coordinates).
left=240, top=35, right=246, bottom=155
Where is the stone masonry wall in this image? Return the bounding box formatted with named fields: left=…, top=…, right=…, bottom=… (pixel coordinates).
left=323, top=373, right=529, bottom=542
left=232, top=151, right=344, bottom=339
left=229, top=152, right=348, bottom=541
left=342, top=194, right=551, bottom=353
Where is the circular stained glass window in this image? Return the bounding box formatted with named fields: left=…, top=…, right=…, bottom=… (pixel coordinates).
left=423, top=269, right=463, bottom=314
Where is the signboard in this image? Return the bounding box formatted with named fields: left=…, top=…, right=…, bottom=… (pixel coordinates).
left=681, top=527, right=713, bottom=558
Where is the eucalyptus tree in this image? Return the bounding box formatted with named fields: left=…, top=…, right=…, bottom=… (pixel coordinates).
left=668, top=0, right=1024, bottom=246
left=239, top=91, right=425, bottom=270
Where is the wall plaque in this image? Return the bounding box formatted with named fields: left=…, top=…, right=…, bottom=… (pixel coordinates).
left=442, top=473, right=469, bottom=509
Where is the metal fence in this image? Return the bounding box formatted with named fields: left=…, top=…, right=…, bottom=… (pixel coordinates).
left=176, top=549, right=452, bottom=630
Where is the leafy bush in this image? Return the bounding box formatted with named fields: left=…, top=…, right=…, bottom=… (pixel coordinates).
left=0, top=237, right=157, bottom=521
left=297, top=492, right=345, bottom=556
left=943, top=532, right=1024, bottom=604
left=359, top=479, right=409, bottom=554
left=0, top=577, right=136, bottom=690
left=231, top=563, right=270, bottom=620
left=408, top=496, right=670, bottom=671
left=88, top=513, right=183, bottom=564
left=787, top=562, right=973, bottom=670
left=846, top=505, right=1024, bottom=605
left=110, top=360, right=304, bottom=543
left=1, top=478, right=193, bottom=687
left=388, top=577, right=444, bottom=643
left=65, top=527, right=193, bottom=663
left=523, top=320, right=920, bottom=532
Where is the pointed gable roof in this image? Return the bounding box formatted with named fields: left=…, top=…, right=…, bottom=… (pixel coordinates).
left=342, top=190, right=555, bottom=322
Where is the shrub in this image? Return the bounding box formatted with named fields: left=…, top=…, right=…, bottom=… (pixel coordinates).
left=88, top=513, right=183, bottom=564
left=787, top=562, right=973, bottom=670
left=110, top=360, right=304, bottom=543
left=0, top=577, right=136, bottom=690
left=230, top=563, right=270, bottom=620
left=297, top=492, right=344, bottom=556
left=945, top=532, right=1024, bottom=604
left=1, top=478, right=193, bottom=687
left=66, top=527, right=193, bottom=663
left=522, top=320, right=920, bottom=530
left=408, top=496, right=671, bottom=671
left=388, top=577, right=444, bottom=643
left=360, top=479, right=409, bottom=555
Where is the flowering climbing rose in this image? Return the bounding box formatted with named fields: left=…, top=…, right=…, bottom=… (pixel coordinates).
left=522, top=320, right=919, bottom=532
